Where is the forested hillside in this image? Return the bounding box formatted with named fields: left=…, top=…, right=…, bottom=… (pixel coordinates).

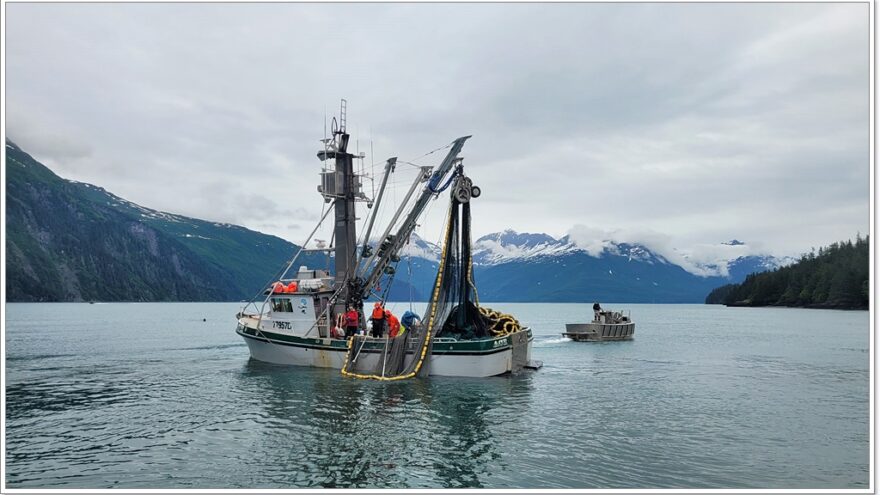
left=706, top=236, right=869, bottom=309
left=5, top=139, right=323, bottom=302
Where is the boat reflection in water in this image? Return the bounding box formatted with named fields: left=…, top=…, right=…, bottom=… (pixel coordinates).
left=235, top=360, right=536, bottom=488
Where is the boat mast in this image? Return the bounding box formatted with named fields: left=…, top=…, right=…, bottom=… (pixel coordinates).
left=317, top=99, right=361, bottom=315
left=317, top=101, right=471, bottom=314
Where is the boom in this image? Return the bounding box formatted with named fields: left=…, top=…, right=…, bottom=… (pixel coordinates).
left=357, top=135, right=471, bottom=299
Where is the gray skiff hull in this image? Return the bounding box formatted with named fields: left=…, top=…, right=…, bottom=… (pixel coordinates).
left=563, top=322, right=635, bottom=341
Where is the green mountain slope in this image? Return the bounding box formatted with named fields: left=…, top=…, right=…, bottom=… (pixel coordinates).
left=5, top=139, right=321, bottom=302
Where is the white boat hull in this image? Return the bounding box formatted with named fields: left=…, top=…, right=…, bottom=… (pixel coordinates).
left=237, top=324, right=531, bottom=378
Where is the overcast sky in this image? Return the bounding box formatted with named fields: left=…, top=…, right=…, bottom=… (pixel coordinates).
left=5, top=3, right=870, bottom=259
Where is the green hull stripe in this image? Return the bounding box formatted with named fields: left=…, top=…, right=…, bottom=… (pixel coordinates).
left=236, top=325, right=531, bottom=355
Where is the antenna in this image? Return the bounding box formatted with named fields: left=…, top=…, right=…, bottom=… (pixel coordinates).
left=357, top=134, right=364, bottom=182
left=322, top=105, right=328, bottom=173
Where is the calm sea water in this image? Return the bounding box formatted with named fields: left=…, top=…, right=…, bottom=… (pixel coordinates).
left=4, top=302, right=869, bottom=489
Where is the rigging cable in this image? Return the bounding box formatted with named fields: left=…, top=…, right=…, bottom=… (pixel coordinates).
left=405, top=140, right=454, bottom=164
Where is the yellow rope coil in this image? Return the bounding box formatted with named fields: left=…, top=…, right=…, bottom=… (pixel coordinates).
left=478, top=306, right=523, bottom=337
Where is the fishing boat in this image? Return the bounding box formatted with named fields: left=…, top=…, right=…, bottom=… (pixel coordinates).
left=235, top=100, right=539, bottom=379
left=563, top=309, right=635, bottom=341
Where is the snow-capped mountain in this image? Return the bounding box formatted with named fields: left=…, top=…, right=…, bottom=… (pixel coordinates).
left=472, top=230, right=577, bottom=264
left=398, top=232, right=442, bottom=261
left=405, top=230, right=789, bottom=275
left=467, top=230, right=788, bottom=275
left=586, top=241, right=671, bottom=265
left=393, top=230, right=792, bottom=302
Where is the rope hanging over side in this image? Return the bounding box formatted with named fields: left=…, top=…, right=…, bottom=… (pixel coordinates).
left=340, top=203, right=455, bottom=381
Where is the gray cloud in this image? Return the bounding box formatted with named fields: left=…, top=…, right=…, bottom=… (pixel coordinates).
left=7, top=109, right=93, bottom=163
left=4, top=3, right=869, bottom=258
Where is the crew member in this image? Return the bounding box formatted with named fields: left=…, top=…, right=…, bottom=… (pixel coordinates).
left=344, top=306, right=359, bottom=338
left=400, top=310, right=421, bottom=337
left=593, top=302, right=602, bottom=322
left=401, top=310, right=420, bottom=329
left=371, top=302, right=386, bottom=338
left=386, top=309, right=401, bottom=339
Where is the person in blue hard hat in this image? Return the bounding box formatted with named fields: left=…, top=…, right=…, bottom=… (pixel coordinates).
left=400, top=310, right=421, bottom=336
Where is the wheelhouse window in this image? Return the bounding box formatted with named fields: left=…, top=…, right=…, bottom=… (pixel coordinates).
left=271, top=298, right=293, bottom=312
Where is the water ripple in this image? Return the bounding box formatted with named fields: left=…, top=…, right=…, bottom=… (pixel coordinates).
left=4, top=302, right=869, bottom=489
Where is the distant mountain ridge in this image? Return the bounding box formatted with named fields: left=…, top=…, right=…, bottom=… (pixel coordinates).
left=395, top=229, right=790, bottom=302
left=409, top=229, right=788, bottom=276
left=6, top=139, right=787, bottom=303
